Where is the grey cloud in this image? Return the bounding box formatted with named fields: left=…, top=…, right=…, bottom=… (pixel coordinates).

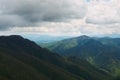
left=0, top=0, right=86, bottom=30
left=86, top=18, right=120, bottom=25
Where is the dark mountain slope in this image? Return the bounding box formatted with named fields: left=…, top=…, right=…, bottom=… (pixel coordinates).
left=0, top=35, right=111, bottom=80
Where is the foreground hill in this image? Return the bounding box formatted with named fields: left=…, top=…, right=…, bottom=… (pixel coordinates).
left=0, top=35, right=111, bottom=80
left=42, top=35, right=120, bottom=76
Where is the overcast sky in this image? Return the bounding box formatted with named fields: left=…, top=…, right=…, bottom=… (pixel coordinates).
left=0, top=0, right=120, bottom=37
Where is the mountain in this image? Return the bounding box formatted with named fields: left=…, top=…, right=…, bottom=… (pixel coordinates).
left=96, top=37, right=120, bottom=48
left=0, top=35, right=111, bottom=80
left=42, top=35, right=120, bottom=76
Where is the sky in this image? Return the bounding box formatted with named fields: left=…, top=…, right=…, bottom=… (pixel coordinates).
left=0, top=0, right=120, bottom=37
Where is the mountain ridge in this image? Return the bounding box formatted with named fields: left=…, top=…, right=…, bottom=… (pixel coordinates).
left=41, top=35, right=120, bottom=76
left=0, top=35, right=112, bottom=80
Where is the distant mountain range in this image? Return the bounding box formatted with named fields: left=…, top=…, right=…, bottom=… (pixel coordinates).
left=41, top=35, right=120, bottom=76
left=0, top=35, right=112, bottom=80
left=22, top=34, right=70, bottom=43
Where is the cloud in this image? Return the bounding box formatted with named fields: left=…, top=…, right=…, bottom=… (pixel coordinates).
left=0, top=0, right=120, bottom=36
left=7, top=19, right=120, bottom=37
left=86, top=0, right=120, bottom=24
left=0, top=0, right=86, bottom=30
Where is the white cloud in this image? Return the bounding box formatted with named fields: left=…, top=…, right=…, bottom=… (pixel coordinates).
left=8, top=19, right=120, bottom=36
left=86, top=0, right=120, bottom=24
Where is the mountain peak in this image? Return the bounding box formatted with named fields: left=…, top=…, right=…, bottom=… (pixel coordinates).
left=0, top=35, right=24, bottom=40
left=80, top=35, right=89, bottom=38
left=77, top=35, right=90, bottom=39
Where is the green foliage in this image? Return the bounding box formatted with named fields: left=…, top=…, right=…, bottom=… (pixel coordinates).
left=86, top=57, right=96, bottom=65
left=42, top=35, right=120, bottom=76
left=114, top=76, right=120, bottom=80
